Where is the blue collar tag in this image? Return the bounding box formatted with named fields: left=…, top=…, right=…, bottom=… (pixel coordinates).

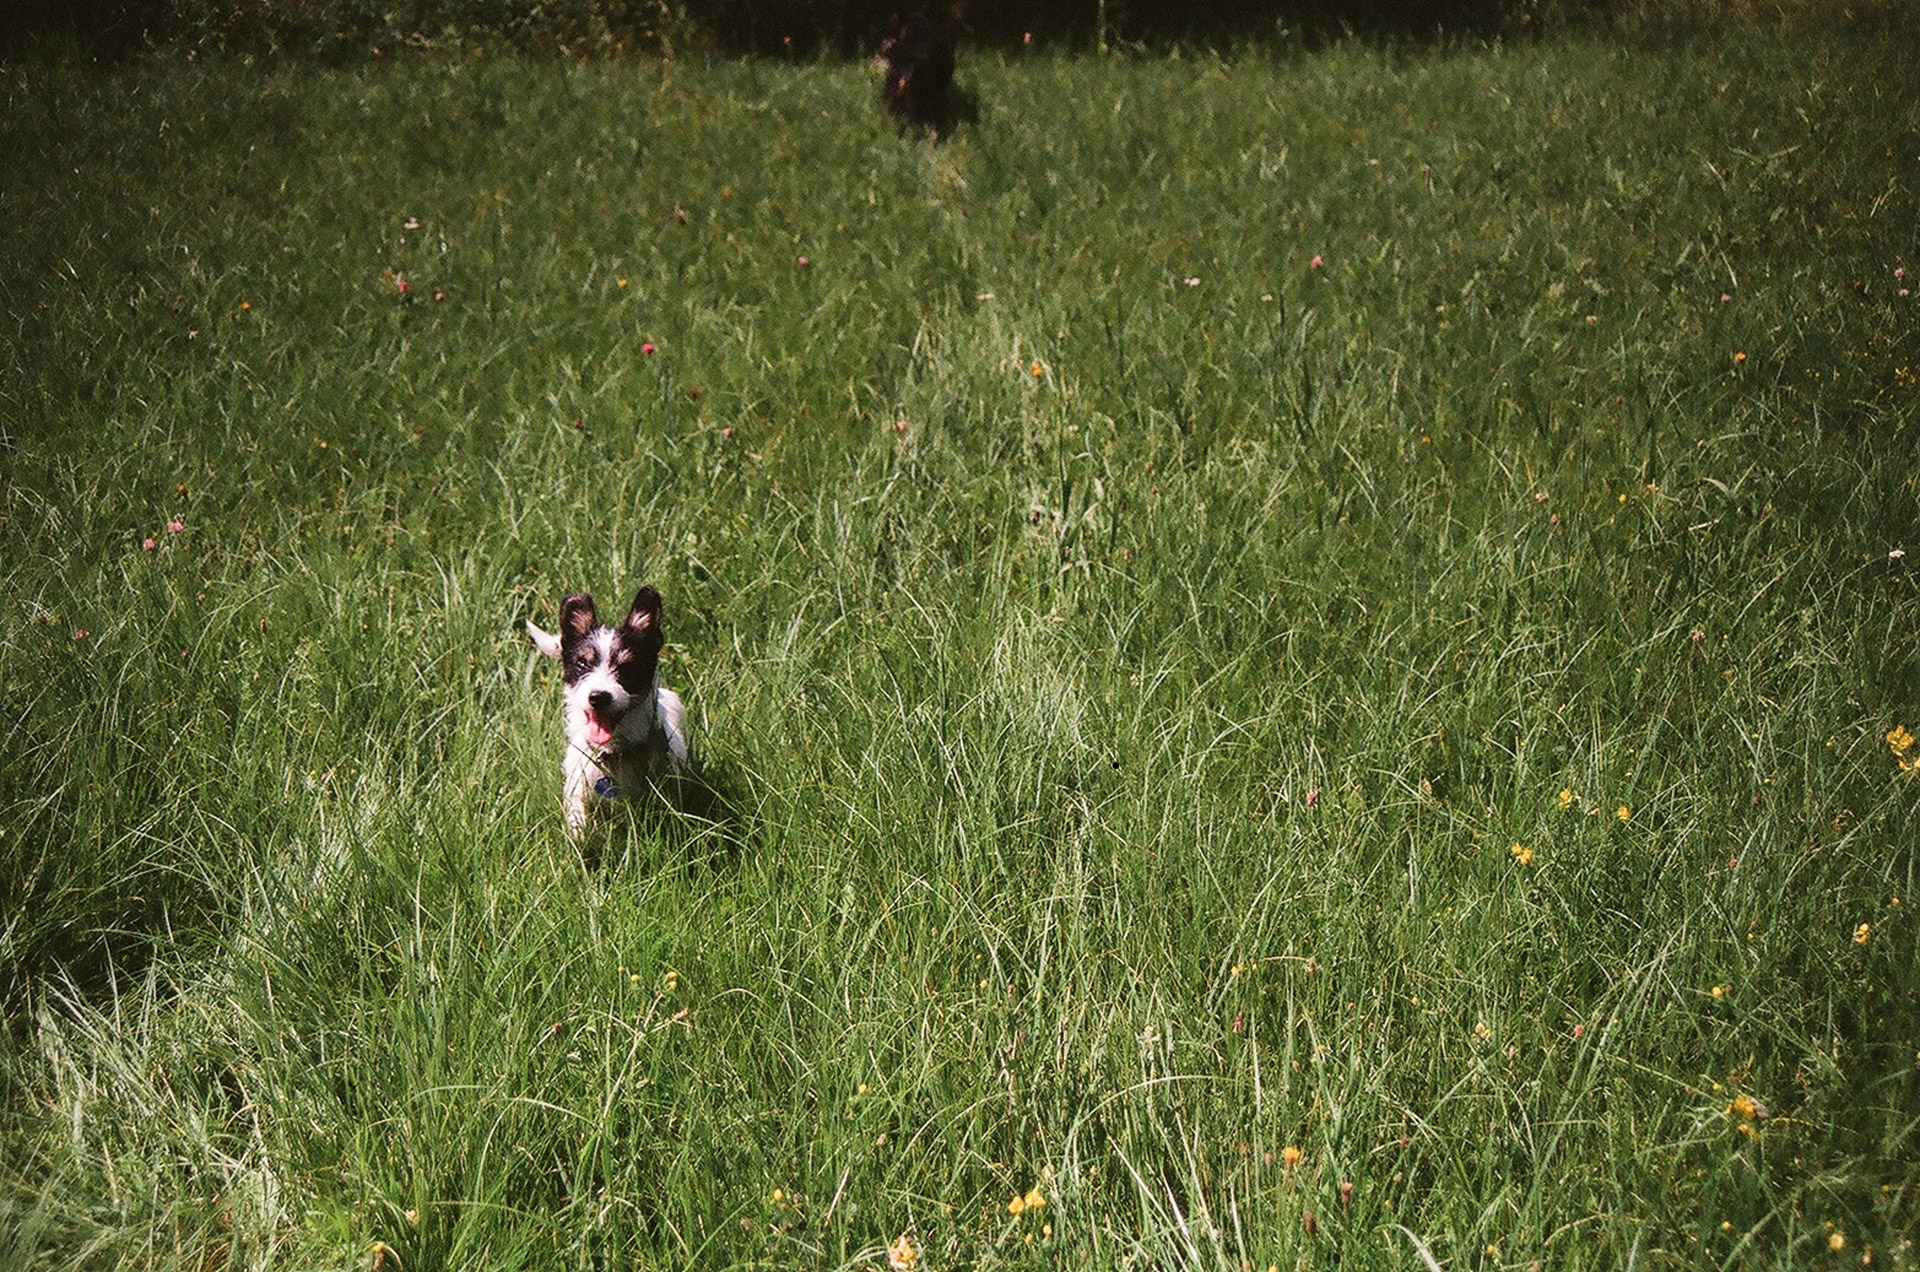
left=594, top=775, right=622, bottom=800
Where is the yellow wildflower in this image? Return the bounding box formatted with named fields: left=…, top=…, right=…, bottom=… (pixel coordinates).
left=1829, top=1232, right=1846, bottom=1252
left=1281, top=1145, right=1302, bottom=1167
left=1509, top=842, right=1534, bottom=866
left=1726, top=1092, right=1770, bottom=1135
left=1558, top=787, right=1574, bottom=810
left=1007, top=1194, right=1025, bottom=1216
left=888, top=1232, right=919, bottom=1271
left=1616, top=805, right=1631, bottom=821
left=1855, top=923, right=1872, bottom=946
left=1023, top=1187, right=1047, bottom=1212
left=1890, top=725, right=1917, bottom=772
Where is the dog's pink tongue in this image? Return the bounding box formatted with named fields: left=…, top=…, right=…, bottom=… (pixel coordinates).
left=586, top=713, right=613, bottom=747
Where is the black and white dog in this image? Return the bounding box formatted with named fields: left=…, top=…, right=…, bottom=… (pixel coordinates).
left=527, top=585, right=689, bottom=838
left=877, top=11, right=955, bottom=132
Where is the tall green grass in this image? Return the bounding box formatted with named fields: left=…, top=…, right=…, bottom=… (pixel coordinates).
left=3, top=26, right=1917, bottom=1271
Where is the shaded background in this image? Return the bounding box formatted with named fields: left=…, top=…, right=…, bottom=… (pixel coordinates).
left=7, top=0, right=1622, bottom=60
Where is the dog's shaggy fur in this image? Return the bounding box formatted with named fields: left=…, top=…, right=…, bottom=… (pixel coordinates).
left=877, top=11, right=955, bottom=132
left=527, top=585, right=688, bottom=838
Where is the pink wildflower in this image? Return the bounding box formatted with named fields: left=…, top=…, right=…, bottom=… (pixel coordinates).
left=796, top=255, right=810, bottom=268
left=1310, top=255, right=1324, bottom=269
left=143, top=537, right=156, bottom=550
left=166, top=519, right=184, bottom=534
left=395, top=277, right=410, bottom=295
left=642, top=342, right=656, bottom=355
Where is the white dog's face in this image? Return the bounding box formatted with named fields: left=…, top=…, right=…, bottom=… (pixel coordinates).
left=528, top=588, right=665, bottom=750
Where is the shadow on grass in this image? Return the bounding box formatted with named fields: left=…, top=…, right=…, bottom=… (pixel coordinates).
left=579, top=756, right=758, bottom=877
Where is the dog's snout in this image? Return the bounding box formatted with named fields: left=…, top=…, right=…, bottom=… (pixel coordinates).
left=588, top=689, right=614, bottom=713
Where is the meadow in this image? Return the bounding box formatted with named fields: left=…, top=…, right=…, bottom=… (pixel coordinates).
left=2, top=18, right=1917, bottom=1270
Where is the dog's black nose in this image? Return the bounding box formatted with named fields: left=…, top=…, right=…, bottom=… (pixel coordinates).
left=588, top=690, right=614, bottom=712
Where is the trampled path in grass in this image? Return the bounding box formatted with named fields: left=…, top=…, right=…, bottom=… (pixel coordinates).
left=2, top=24, right=1917, bottom=1271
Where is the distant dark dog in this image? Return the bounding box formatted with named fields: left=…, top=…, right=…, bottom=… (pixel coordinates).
left=876, top=11, right=955, bottom=131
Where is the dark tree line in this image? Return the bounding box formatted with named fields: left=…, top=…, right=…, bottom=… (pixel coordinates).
left=6, top=0, right=1604, bottom=60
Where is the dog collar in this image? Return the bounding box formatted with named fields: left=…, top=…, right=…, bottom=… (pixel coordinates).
left=594, top=775, right=621, bottom=800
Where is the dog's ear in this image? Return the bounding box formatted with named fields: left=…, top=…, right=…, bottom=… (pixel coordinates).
left=526, top=620, right=563, bottom=659
left=622, top=585, right=665, bottom=656
left=615, top=585, right=665, bottom=692
left=559, top=593, right=599, bottom=642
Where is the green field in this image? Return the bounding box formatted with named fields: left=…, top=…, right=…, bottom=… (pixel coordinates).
left=3, top=21, right=1918, bottom=1271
